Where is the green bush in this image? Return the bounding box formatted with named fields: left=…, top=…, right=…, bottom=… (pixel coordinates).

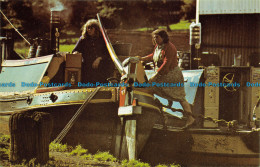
left=49, top=142, right=68, bottom=152
left=69, top=145, right=88, bottom=156
left=156, top=165, right=168, bottom=167
left=80, top=153, right=93, bottom=160
left=0, top=134, right=10, bottom=160
left=0, top=147, right=9, bottom=160
left=121, top=159, right=151, bottom=167
left=155, top=164, right=181, bottom=167
left=0, top=134, right=10, bottom=143
left=93, top=151, right=117, bottom=162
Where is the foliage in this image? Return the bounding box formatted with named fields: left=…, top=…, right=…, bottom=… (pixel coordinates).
left=93, top=151, right=117, bottom=162
left=156, top=163, right=181, bottom=167
left=170, top=163, right=182, bottom=167
left=137, top=19, right=194, bottom=31
left=98, top=0, right=189, bottom=30
left=69, top=145, right=88, bottom=156
left=80, top=153, right=93, bottom=160
left=0, top=136, right=181, bottom=166
left=49, top=142, right=69, bottom=152
left=0, top=147, right=9, bottom=160
left=60, top=37, right=78, bottom=45
left=0, top=0, right=195, bottom=37
left=121, top=159, right=151, bottom=167
left=1, top=1, right=45, bottom=38
left=0, top=134, right=10, bottom=143
left=0, top=134, right=10, bottom=161
left=28, top=158, right=37, bottom=167
left=68, top=145, right=118, bottom=163
left=156, top=165, right=168, bottom=167
left=182, top=0, right=196, bottom=21
left=14, top=41, right=30, bottom=58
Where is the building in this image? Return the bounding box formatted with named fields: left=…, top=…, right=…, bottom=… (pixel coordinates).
left=198, top=0, right=260, bottom=66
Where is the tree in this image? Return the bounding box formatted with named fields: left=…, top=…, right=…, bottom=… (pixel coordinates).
left=182, top=0, right=196, bottom=22
left=1, top=0, right=195, bottom=36
left=1, top=0, right=49, bottom=39
left=97, top=0, right=187, bottom=30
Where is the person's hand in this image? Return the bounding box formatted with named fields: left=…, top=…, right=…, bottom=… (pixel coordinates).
left=92, top=57, right=102, bottom=69
left=135, top=56, right=144, bottom=62
left=72, top=51, right=79, bottom=54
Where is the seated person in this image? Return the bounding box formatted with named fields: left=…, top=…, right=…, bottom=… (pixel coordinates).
left=72, top=19, right=112, bottom=84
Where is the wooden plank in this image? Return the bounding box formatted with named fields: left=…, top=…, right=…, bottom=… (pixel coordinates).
left=125, top=119, right=137, bottom=160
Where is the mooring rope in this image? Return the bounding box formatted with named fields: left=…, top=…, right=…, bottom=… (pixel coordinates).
left=54, top=87, right=102, bottom=143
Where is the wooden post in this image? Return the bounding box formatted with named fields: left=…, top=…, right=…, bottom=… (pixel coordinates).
left=114, top=116, right=137, bottom=160
left=125, top=119, right=137, bottom=160
left=9, top=110, right=53, bottom=164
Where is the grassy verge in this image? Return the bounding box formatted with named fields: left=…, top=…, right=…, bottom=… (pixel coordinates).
left=14, top=42, right=75, bottom=57
left=59, top=44, right=75, bottom=53
left=137, top=19, right=194, bottom=31
left=0, top=134, right=180, bottom=167
left=0, top=134, right=10, bottom=160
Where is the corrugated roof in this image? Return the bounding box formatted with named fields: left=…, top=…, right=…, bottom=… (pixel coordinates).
left=199, top=0, right=260, bottom=15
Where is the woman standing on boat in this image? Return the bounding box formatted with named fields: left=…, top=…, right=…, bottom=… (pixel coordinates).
left=141, top=29, right=195, bottom=129
left=72, top=19, right=112, bottom=84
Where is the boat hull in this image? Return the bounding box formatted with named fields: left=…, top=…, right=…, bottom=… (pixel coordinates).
left=0, top=87, right=161, bottom=160
left=140, top=126, right=260, bottom=166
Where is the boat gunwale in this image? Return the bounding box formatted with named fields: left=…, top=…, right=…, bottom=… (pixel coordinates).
left=2, top=55, right=53, bottom=67
left=153, top=124, right=255, bottom=135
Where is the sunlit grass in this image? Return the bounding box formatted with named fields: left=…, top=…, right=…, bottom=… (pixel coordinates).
left=68, top=145, right=117, bottom=162
left=156, top=163, right=181, bottom=167
left=169, top=19, right=194, bottom=30
left=49, top=142, right=69, bottom=152
left=14, top=41, right=30, bottom=58
left=59, top=44, right=75, bottom=53
left=13, top=42, right=75, bottom=57
left=93, top=151, right=117, bottom=162
left=121, top=159, right=150, bottom=167
left=0, top=133, right=10, bottom=161
left=0, top=134, right=10, bottom=143
left=137, top=19, right=195, bottom=31
left=69, top=145, right=88, bottom=156
left=0, top=135, right=181, bottom=166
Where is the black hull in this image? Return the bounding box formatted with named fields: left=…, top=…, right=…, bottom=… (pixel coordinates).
left=0, top=88, right=161, bottom=160
left=140, top=126, right=260, bottom=166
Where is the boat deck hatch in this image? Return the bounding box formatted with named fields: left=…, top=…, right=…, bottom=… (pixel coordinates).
left=0, top=55, right=53, bottom=95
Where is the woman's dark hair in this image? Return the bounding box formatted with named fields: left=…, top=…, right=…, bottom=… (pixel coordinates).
left=152, top=29, right=169, bottom=44
left=82, top=19, right=101, bottom=39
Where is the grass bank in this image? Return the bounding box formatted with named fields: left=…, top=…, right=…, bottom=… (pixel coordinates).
left=0, top=134, right=180, bottom=167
